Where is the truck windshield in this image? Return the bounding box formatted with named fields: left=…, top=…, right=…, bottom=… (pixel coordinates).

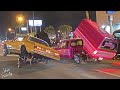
left=100, top=38, right=117, bottom=51
left=70, top=40, right=83, bottom=47
left=114, top=33, right=120, bottom=38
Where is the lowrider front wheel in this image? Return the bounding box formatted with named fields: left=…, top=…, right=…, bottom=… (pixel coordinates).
left=3, top=44, right=8, bottom=56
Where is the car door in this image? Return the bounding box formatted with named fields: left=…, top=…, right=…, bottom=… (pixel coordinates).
left=58, top=40, right=70, bottom=58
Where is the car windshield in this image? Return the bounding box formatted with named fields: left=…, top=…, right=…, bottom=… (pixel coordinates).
left=29, top=37, right=49, bottom=47
left=15, top=36, right=24, bottom=41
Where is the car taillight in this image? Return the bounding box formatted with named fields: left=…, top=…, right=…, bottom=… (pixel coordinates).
left=34, top=46, right=41, bottom=51
left=55, top=53, right=59, bottom=56
left=46, top=50, right=51, bottom=53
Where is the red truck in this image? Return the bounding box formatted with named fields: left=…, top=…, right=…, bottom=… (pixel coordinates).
left=74, top=19, right=118, bottom=60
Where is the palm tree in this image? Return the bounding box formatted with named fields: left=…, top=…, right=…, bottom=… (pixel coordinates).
left=44, top=25, right=56, bottom=38
left=58, top=25, right=72, bottom=39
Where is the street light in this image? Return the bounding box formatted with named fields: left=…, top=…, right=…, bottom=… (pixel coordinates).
left=16, top=14, right=29, bottom=35
left=6, top=28, right=15, bottom=40
left=16, top=14, right=25, bottom=34
left=8, top=28, right=12, bottom=32
left=18, top=17, right=23, bottom=23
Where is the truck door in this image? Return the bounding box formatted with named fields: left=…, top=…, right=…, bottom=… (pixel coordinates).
left=59, top=41, right=70, bottom=58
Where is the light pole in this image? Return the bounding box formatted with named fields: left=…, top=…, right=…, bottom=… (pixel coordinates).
left=16, top=14, right=24, bottom=35
left=106, top=11, right=116, bottom=35
left=86, top=11, right=89, bottom=20
left=6, top=28, right=12, bottom=40
left=25, top=19, right=29, bottom=35
left=6, top=28, right=15, bottom=40
left=108, top=15, right=113, bottom=35
left=16, top=14, right=30, bottom=35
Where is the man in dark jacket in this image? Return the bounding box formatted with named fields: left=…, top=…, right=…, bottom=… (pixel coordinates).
left=35, top=30, right=51, bottom=46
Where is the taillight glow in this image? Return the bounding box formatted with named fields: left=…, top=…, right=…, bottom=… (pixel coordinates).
left=34, top=46, right=42, bottom=51
left=55, top=53, right=59, bottom=56
left=46, top=50, right=51, bottom=53
left=93, top=50, right=97, bottom=54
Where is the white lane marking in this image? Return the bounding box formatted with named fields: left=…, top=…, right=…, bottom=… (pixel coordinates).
left=0, top=54, right=18, bottom=56
left=96, top=70, right=120, bottom=78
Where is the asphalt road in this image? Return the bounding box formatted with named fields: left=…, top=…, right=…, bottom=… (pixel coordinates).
left=0, top=48, right=120, bottom=79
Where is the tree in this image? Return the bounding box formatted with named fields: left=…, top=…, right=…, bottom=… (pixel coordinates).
left=58, top=25, right=72, bottom=39
left=44, top=25, right=55, bottom=35
left=44, top=25, right=56, bottom=40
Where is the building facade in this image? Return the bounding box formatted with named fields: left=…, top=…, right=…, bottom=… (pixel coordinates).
left=96, top=11, right=120, bottom=34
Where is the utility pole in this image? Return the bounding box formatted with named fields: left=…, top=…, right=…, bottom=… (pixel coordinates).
left=86, top=11, right=89, bottom=20
left=109, top=15, right=113, bottom=35
left=106, top=11, right=116, bottom=35
left=33, top=11, right=35, bottom=35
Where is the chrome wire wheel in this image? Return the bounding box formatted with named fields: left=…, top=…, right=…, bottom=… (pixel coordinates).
left=3, top=45, right=8, bottom=56
left=74, top=54, right=80, bottom=64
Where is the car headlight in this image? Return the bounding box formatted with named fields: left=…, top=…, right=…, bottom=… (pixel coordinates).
left=7, top=45, right=12, bottom=48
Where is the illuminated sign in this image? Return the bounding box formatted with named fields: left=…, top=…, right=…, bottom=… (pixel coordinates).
left=29, top=20, right=42, bottom=26
left=106, top=11, right=116, bottom=14
left=21, top=27, right=27, bottom=31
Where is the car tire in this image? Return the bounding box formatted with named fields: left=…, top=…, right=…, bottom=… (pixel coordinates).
left=20, top=45, right=28, bottom=57
left=74, top=54, right=80, bottom=64
left=19, top=45, right=28, bottom=64
left=3, top=44, right=8, bottom=56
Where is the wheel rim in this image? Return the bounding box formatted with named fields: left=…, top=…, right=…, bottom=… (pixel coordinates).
left=3, top=48, right=8, bottom=55
left=74, top=55, right=80, bottom=64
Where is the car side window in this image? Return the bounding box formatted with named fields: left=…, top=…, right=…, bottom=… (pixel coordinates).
left=60, top=41, right=69, bottom=48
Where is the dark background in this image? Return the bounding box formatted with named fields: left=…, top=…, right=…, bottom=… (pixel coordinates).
left=0, top=11, right=96, bottom=36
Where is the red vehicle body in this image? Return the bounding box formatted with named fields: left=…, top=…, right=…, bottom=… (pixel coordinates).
left=54, top=38, right=84, bottom=59
left=74, top=19, right=117, bottom=60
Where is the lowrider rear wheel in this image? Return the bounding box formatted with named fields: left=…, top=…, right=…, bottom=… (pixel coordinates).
left=74, top=54, right=80, bottom=64
left=3, top=44, right=8, bottom=56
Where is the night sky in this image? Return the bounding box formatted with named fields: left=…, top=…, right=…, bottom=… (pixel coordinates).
left=0, top=11, right=96, bottom=36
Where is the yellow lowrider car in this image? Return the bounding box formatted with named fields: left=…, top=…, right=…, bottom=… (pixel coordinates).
left=3, top=35, right=60, bottom=61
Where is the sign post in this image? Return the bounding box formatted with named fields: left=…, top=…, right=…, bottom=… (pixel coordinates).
left=106, top=11, right=116, bottom=35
